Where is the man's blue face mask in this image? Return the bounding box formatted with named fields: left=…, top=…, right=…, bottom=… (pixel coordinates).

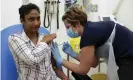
left=66, top=27, right=80, bottom=38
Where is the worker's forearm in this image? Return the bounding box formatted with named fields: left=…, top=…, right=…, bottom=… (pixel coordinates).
left=62, top=59, right=89, bottom=75
left=91, top=56, right=99, bottom=68
left=75, top=53, right=81, bottom=61
left=76, top=53, right=99, bottom=68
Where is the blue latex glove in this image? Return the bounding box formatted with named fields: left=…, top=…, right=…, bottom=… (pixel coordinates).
left=51, top=42, right=63, bottom=65
left=62, top=42, right=77, bottom=58
left=56, top=62, right=63, bottom=71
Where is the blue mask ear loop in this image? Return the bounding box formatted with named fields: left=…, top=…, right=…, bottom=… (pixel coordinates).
left=67, top=27, right=75, bottom=37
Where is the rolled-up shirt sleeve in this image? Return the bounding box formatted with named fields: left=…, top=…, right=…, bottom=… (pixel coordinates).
left=8, top=35, right=50, bottom=65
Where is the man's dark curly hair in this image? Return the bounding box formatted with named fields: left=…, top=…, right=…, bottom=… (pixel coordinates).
left=19, top=3, right=40, bottom=20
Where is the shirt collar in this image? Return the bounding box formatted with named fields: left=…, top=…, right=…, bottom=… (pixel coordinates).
left=21, top=30, right=30, bottom=42
left=21, top=30, right=43, bottom=46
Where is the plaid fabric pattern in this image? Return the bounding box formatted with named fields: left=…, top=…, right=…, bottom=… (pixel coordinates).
left=8, top=30, right=57, bottom=80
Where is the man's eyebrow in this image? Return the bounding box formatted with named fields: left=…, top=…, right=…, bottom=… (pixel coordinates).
left=29, top=16, right=40, bottom=18
left=28, top=16, right=35, bottom=19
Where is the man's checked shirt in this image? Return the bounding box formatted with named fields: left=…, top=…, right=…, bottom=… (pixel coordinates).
left=8, top=30, right=57, bottom=80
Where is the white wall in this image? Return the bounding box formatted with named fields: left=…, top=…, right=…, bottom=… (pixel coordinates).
left=89, top=0, right=133, bottom=31
left=116, top=0, right=133, bottom=31
left=1, top=0, right=22, bottom=30
left=87, top=0, right=100, bottom=21
left=107, top=0, right=133, bottom=30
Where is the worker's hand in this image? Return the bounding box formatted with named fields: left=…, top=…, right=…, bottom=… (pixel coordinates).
left=51, top=42, right=63, bottom=65
left=62, top=42, right=77, bottom=58
left=41, top=33, right=56, bottom=44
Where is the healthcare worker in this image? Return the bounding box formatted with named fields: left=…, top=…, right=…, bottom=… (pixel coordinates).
left=51, top=5, right=133, bottom=80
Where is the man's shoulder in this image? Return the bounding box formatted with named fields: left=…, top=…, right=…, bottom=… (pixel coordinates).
left=9, top=32, right=22, bottom=37
left=8, top=32, right=23, bottom=41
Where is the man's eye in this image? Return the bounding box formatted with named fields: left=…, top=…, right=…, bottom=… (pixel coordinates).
left=29, top=18, right=34, bottom=22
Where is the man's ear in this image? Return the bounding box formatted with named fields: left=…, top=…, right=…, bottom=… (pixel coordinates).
left=20, top=18, right=24, bottom=24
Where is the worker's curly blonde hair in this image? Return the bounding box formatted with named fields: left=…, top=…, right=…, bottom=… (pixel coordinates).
left=62, top=4, right=87, bottom=27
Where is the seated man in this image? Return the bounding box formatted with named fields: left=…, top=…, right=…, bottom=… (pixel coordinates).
left=8, top=3, right=67, bottom=80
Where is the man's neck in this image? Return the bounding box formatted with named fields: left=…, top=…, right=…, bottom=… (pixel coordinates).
left=25, top=30, right=38, bottom=40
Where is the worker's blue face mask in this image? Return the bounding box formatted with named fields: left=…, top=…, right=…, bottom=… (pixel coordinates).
left=66, top=27, right=79, bottom=38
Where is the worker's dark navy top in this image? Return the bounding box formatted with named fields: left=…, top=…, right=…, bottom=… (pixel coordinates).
left=80, top=21, right=133, bottom=66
